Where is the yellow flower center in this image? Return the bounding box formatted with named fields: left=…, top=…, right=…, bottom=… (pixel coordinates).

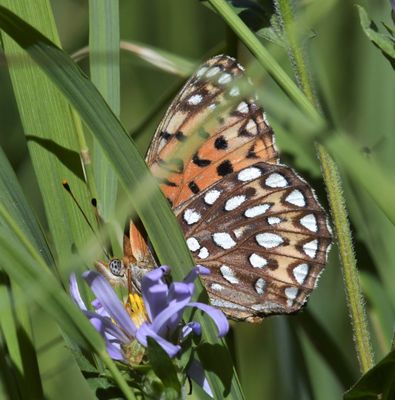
left=125, top=293, right=148, bottom=328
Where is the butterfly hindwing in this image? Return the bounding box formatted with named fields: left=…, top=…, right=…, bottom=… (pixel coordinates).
left=174, top=162, right=332, bottom=321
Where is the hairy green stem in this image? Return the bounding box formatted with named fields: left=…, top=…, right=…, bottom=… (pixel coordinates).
left=274, top=0, right=374, bottom=373
left=274, top=0, right=317, bottom=109
left=317, top=145, right=374, bottom=372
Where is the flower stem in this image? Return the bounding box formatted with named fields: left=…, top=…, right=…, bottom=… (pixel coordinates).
left=317, top=144, right=374, bottom=373
left=274, top=0, right=318, bottom=109
left=274, top=0, right=374, bottom=373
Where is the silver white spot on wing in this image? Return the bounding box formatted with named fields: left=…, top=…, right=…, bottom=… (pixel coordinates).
left=267, top=216, right=281, bottom=226
left=225, top=195, right=246, bottom=211
left=285, top=190, right=306, bottom=207
left=249, top=253, right=268, bottom=268
left=265, top=173, right=288, bottom=188
left=211, top=298, right=248, bottom=311
left=220, top=265, right=239, bottom=284
left=197, top=247, right=209, bottom=259
left=208, top=103, right=217, bottom=110
left=255, top=278, right=266, bottom=295
left=256, top=233, right=284, bottom=249
left=211, top=283, right=224, bottom=292
left=303, top=239, right=318, bottom=258
left=244, top=204, right=271, bottom=218
left=204, top=189, right=221, bottom=205
left=187, top=237, right=200, bottom=252
left=187, top=94, right=203, bottom=105
left=285, top=287, right=298, bottom=307
left=245, top=119, right=257, bottom=134
left=237, top=101, right=249, bottom=114
left=238, top=167, right=262, bottom=181
left=229, top=86, right=240, bottom=97
left=196, top=66, right=208, bottom=77
left=218, top=73, right=232, bottom=84
left=183, top=209, right=201, bottom=225
left=300, top=214, right=318, bottom=232
left=206, top=66, right=220, bottom=77
left=293, top=263, right=309, bottom=285
left=213, top=232, right=237, bottom=249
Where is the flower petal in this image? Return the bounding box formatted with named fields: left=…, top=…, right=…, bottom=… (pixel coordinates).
left=143, top=283, right=169, bottom=322
left=151, top=283, right=192, bottom=336
left=83, top=271, right=137, bottom=337
left=84, top=311, right=130, bottom=344
left=188, top=359, right=213, bottom=398
left=164, top=282, right=193, bottom=333
left=141, top=266, right=170, bottom=320
left=187, top=302, right=229, bottom=337
left=69, top=273, right=87, bottom=311
left=181, top=321, right=201, bottom=340
left=136, top=323, right=181, bottom=357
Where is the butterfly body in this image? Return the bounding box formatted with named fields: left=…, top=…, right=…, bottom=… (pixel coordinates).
left=98, top=55, right=332, bottom=322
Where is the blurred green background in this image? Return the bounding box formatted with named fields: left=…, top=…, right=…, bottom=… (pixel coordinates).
left=0, top=0, right=394, bottom=399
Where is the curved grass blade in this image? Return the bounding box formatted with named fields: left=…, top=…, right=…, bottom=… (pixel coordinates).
left=0, top=146, right=53, bottom=265
left=0, top=0, right=96, bottom=267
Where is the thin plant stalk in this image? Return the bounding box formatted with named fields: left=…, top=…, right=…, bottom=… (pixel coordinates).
left=275, top=0, right=374, bottom=373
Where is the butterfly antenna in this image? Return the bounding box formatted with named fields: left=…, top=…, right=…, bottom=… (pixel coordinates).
left=62, top=180, right=111, bottom=260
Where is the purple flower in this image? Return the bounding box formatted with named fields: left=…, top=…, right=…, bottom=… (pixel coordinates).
left=70, top=265, right=229, bottom=397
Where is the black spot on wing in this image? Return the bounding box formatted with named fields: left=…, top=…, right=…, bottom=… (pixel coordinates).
left=193, top=153, right=211, bottom=167
left=214, top=136, right=228, bottom=150
left=188, top=181, right=200, bottom=194
left=247, top=145, right=257, bottom=158
left=217, top=160, right=233, bottom=177
left=160, top=131, right=172, bottom=141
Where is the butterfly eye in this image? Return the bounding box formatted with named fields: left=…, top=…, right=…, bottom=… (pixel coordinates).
left=109, top=259, right=124, bottom=277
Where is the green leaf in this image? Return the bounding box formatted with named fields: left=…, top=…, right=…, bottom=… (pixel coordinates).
left=356, top=5, right=395, bottom=69
left=147, top=337, right=181, bottom=398
left=344, top=349, right=395, bottom=400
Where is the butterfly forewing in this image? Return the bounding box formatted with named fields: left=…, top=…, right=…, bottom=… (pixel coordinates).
left=147, top=55, right=278, bottom=208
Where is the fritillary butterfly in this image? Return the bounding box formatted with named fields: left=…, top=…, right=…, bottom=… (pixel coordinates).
left=97, top=55, right=332, bottom=322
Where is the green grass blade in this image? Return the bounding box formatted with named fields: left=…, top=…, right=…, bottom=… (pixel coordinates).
left=0, top=0, right=96, bottom=266
left=0, top=145, right=53, bottom=265
left=89, top=0, right=119, bottom=222
left=326, top=133, right=395, bottom=226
